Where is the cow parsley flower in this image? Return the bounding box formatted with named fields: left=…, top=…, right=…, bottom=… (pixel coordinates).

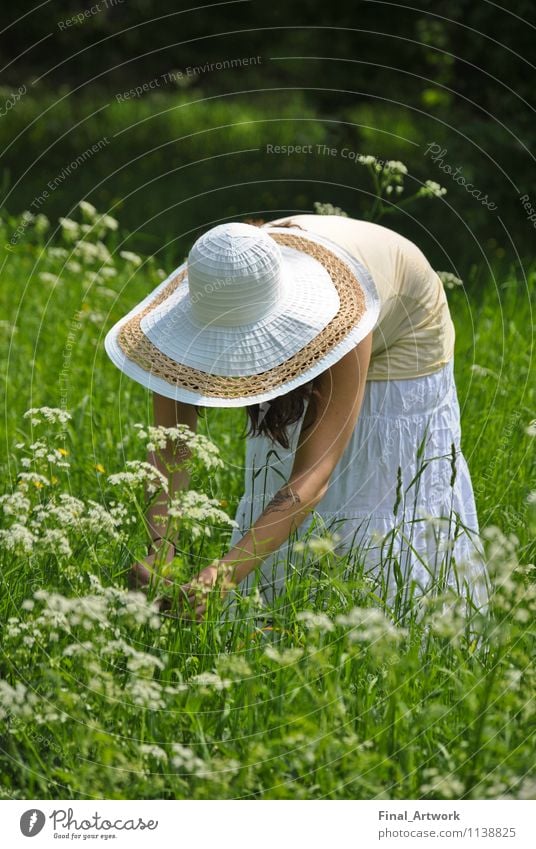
left=335, top=606, right=407, bottom=644
left=23, top=407, right=71, bottom=426
left=167, top=491, right=238, bottom=538
left=120, top=250, right=143, bottom=267
left=140, top=744, right=168, bottom=762
left=437, top=271, right=463, bottom=289
left=296, top=609, right=335, bottom=632
left=0, top=524, right=36, bottom=554
left=0, top=491, right=31, bottom=519
left=418, top=180, right=447, bottom=198
left=385, top=160, right=408, bottom=175
left=171, top=743, right=207, bottom=775
left=78, top=200, right=98, bottom=220
left=108, top=460, right=169, bottom=495
left=190, top=671, right=232, bottom=691
left=58, top=217, right=80, bottom=240
left=264, top=646, right=304, bottom=665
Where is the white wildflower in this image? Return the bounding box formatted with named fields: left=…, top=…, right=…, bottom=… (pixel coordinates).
left=58, top=217, right=80, bottom=240
left=23, top=407, right=71, bottom=426
left=385, top=160, right=408, bottom=175
left=167, top=491, right=237, bottom=537
left=100, top=266, right=118, bottom=278
left=101, top=214, right=119, bottom=231
left=95, top=285, right=116, bottom=298
left=418, top=180, right=447, bottom=198
left=107, top=460, right=169, bottom=496
left=525, top=420, right=536, bottom=437
left=117, top=591, right=162, bottom=628
left=65, top=261, right=82, bottom=274
left=171, top=743, right=207, bottom=775
left=128, top=677, right=165, bottom=710
left=313, top=201, right=348, bottom=217
left=78, top=200, right=97, bottom=220
left=38, top=529, right=72, bottom=558
left=140, top=744, right=168, bottom=761
left=190, top=671, right=232, bottom=691
left=470, top=363, right=493, bottom=377
left=296, top=609, right=335, bottom=632
left=0, top=491, right=31, bottom=518
left=437, top=271, right=463, bottom=289
left=420, top=768, right=464, bottom=799
left=215, top=655, right=252, bottom=679
left=17, top=472, right=50, bottom=488
left=78, top=309, right=105, bottom=325
left=335, top=606, right=407, bottom=644
left=83, top=500, right=127, bottom=539
left=0, top=524, right=36, bottom=554
left=294, top=534, right=339, bottom=556
left=120, top=250, right=143, bottom=266
left=264, top=646, right=304, bottom=665
left=0, top=680, right=38, bottom=720
left=74, top=239, right=112, bottom=265
left=357, top=155, right=377, bottom=166
left=48, top=247, right=68, bottom=259
left=34, top=213, right=50, bottom=234
left=134, top=423, right=223, bottom=470
left=38, top=272, right=60, bottom=285
left=125, top=649, right=164, bottom=674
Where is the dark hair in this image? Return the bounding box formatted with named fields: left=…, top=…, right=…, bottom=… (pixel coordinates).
left=197, top=381, right=319, bottom=450
left=244, top=380, right=320, bottom=449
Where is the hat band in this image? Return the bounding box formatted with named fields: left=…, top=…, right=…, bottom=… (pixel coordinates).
left=116, top=232, right=367, bottom=400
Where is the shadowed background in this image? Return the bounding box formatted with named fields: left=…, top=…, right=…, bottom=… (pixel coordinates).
left=0, top=0, right=534, bottom=272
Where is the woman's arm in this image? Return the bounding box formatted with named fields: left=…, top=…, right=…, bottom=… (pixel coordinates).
left=129, top=394, right=198, bottom=588
left=217, top=332, right=373, bottom=586
left=145, top=393, right=198, bottom=544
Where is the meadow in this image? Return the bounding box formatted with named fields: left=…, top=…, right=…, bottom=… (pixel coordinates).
left=0, top=195, right=534, bottom=800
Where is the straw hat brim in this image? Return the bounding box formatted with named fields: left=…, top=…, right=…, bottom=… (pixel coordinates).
left=104, top=227, right=380, bottom=407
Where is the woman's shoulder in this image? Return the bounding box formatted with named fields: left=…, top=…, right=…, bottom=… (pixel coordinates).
left=265, top=214, right=418, bottom=250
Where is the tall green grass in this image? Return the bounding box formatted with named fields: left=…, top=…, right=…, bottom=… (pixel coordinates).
left=0, top=207, right=534, bottom=800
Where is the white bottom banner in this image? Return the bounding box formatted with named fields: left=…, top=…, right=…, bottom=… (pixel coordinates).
left=2, top=799, right=534, bottom=848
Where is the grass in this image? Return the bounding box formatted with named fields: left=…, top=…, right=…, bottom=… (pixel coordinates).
left=0, top=205, right=534, bottom=800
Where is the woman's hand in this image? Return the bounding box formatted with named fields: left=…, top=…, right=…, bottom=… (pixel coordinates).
left=178, top=561, right=236, bottom=622
left=128, top=539, right=175, bottom=593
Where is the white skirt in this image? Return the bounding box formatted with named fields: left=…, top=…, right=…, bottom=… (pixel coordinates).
left=225, top=359, right=491, bottom=618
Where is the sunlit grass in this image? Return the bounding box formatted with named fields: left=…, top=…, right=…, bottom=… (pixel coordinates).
left=0, top=206, right=534, bottom=800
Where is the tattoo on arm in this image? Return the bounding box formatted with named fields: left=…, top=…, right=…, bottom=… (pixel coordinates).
left=265, top=485, right=302, bottom=516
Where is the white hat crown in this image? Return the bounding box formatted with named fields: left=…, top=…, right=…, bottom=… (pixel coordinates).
left=187, top=223, right=284, bottom=327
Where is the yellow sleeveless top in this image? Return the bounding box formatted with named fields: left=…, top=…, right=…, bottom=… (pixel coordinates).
left=267, top=214, right=455, bottom=381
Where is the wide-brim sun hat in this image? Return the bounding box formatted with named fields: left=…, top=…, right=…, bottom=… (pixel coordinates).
left=104, top=222, right=380, bottom=408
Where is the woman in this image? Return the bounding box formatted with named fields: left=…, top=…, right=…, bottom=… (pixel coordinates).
left=104, top=214, right=490, bottom=621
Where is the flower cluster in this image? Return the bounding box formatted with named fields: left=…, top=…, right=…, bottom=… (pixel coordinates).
left=108, top=460, right=169, bottom=496
left=134, top=423, right=224, bottom=471
left=166, top=491, right=238, bottom=539
left=437, top=271, right=464, bottom=289
left=418, top=179, right=447, bottom=198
